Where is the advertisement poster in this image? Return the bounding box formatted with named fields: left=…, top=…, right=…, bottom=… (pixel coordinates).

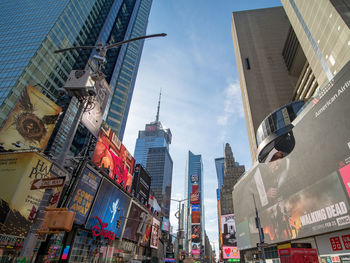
left=68, top=165, right=101, bottom=225
left=190, top=184, right=200, bottom=204
left=81, top=79, right=111, bottom=137
left=0, top=152, right=60, bottom=236
left=131, top=164, right=151, bottom=204
left=150, top=218, right=160, bottom=249
left=86, top=178, right=131, bottom=239
left=233, top=61, right=350, bottom=250
left=221, top=214, right=237, bottom=246
left=123, top=202, right=151, bottom=243
left=92, top=123, right=135, bottom=192
left=0, top=85, right=61, bottom=151
left=161, top=217, right=170, bottom=232
left=140, top=214, right=153, bottom=247
left=222, top=246, right=240, bottom=259
left=192, top=242, right=201, bottom=255
left=191, top=225, right=201, bottom=243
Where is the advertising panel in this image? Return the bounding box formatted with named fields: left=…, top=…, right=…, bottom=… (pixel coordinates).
left=0, top=152, right=61, bottom=236
left=81, top=79, right=111, bottom=137
left=191, top=225, right=201, bottom=243
left=233, top=61, right=350, bottom=250
left=86, top=178, right=131, bottom=240
left=222, top=246, right=240, bottom=259
left=0, top=85, right=61, bottom=151
left=162, top=217, right=170, bottom=232
left=92, top=123, right=135, bottom=192
left=131, top=164, right=151, bottom=204
left=221, top=214, right=237, bottom=246
left=150, top=218, right=160, bottom=249
left=123, top=201, right=151, bottom=243
left=192, top=242, right=200, bottom=255
left=68, top=165, right=101, bottom=225
left=192, top=211, right=200, bottom=224
left=316, top=229, right=350, bottom=256
left=190, top=184, right=200, bottom=204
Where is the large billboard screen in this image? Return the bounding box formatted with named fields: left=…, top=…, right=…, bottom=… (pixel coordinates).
left=92, top=123, right=135, bottom=192
left=68, top=165, right=101, bottom=225
left=81, top=79, right=111, bottom=137
left=86, top=178, right=131, bottom=240
left=221, top=214, right=237, bottom=246
left=0, top=85, right=61, bottom=151
left=131, top=164, right=151, bottom=204
left=233, top=61, right=350, bottom=250
left=0, top=152, right=61, bottom=236
left=123, top=201, right=151, bottom=243
left=150, top=218, right=160, bottom=249
left=222, top=246, right=240, bottom=259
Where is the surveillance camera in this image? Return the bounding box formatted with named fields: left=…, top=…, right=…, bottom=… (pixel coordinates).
left=57, top=88, right=68, bottom=96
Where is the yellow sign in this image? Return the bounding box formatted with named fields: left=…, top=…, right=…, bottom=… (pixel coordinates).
left=0, top=85, right=61, bottom=151
left=277, top=243, right=291, bottom=250
left=0, top=152, right=58, bottom=236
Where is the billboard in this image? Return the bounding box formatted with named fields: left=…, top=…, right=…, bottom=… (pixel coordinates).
left=86, top=178, right=131, bottom=240
left=221, top=214, right=237, bottom=246
left=162, top=217, right=170, bottom=232
left=123, top=201, right=151, bottom=243
left=190, top=184, right=200, bottom=204
left=0, top=152, right=61, bottom=236
left=131, top=164, right=151, bottom=204
left=150, top=217, right=160, bottom=249
left=233, top=61, right=350, bottom=250
left=81, top=79, right=111, bottom=137
left=222, top=246, right=240, bottom=259
left=92, top=123, right=135, bottom=192
left=191, top=225, right=201, bottom=243
left=0, top=85, right=61, bottom=151
left=68, top=165, right=102, bottom=225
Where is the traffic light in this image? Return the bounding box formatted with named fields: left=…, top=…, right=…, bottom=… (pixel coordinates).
left=117, top=219, right=121, bottom=229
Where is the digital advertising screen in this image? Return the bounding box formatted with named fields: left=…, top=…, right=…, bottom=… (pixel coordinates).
left=221, top=214, right=237, bottom=246
left=123, top=201, right=151, bottom=243
left=233, top=61, right=350, bottom=250
left=68, top=165, right=101, bottom=225
left=150, top=218, right=160, bottom=249
left=131, top=164, right=151, bottom=204
left=92, top=123, right=135, bottom=192
left=190, top=184, right=200, bottom=204
left=191, top=225, right=201, bottom=243
left=0, top=85, right=61, bottom=151
left=86, top=178, right=131, bottom=239
left=222, top=246, right=240, bottom=259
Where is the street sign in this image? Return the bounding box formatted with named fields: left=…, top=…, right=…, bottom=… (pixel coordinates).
left=31, top=177, right=66, bottom=190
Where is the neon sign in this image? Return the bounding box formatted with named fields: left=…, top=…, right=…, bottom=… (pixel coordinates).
left=91, top=216, right=116, bottom=245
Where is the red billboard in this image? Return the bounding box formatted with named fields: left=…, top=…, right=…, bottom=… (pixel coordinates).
left=92, top=123, right=135, bottom=192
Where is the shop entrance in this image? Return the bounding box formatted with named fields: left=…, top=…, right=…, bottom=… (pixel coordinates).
left=278, top=248, right=318, bottom=263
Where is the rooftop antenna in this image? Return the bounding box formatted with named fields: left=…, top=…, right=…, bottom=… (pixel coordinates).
left=156, top=88, right=162, bottom=122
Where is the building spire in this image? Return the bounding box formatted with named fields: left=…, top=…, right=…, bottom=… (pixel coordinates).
left=156, top=89, right=162, bottom=122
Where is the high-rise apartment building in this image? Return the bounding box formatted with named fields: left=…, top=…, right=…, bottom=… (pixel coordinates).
left=185, top=151, right=205, bottom=260
left=0, top=0, right=153, bottom=155
left=134, top=94, right=172, bottom=166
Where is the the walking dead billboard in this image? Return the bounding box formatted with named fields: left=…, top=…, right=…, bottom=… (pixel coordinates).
left=233, top=61, right=350, bottom=250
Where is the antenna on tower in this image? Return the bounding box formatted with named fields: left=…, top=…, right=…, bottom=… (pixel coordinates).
left=156, top=89, right=162, bottom=122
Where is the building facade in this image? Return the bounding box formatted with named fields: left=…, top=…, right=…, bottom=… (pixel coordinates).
left=145, top=147, right=173, bottom=218
left=185, top=151, right=205, bottom=261
left=0, top=0, right=153, bottom=156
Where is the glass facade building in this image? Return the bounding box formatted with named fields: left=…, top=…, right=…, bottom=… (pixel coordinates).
left=0, top=0, right=153, bottom=155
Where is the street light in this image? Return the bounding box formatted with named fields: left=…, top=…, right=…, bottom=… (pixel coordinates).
left=171, top=198, right=188, bottom=263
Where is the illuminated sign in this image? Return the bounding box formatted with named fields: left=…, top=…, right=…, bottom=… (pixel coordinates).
left=91, top=216, right=116, bottom=245
left=222, top=246, right=240, bottom=259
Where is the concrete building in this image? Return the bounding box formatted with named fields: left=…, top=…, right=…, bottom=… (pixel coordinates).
left=231, top=7, right=299, bottom=162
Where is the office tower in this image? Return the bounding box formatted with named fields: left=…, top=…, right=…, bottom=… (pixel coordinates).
left=145, top=147, right=173, bottom=218
left=186, top=151, right=205, bottom=260
left=215, top=157, right=225, bottom=191
left=0, top=0, right=153, bottom=154
left=232, top=2, right=350, bottom=163
left=232, top=7, right=298, bottom=162
left=134, top=93, right=172, bottom=165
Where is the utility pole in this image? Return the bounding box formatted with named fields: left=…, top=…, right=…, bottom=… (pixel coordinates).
left=253, top=194, right=266, bottom=263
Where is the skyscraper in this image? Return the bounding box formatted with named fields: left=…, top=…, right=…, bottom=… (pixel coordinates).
left=134, top=92, right=172, bottom=166
left=133, top=93, right=173, bottom=217
left=0, top=0, right=153, bottom=154
left=185, top=151, right=205, bottom=260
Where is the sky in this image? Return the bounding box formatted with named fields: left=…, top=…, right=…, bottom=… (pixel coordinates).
left=122, top=0, right=281, bottom=255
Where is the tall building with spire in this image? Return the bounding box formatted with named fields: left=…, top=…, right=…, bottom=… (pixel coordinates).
left=133, top=92, right=173, bottom=218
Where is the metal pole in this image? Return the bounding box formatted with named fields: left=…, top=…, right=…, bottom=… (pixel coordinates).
left=253, top=194, right=266, bottom=263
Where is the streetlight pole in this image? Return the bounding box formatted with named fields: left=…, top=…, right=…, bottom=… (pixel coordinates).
left=171, top=198, right=188, bottom=263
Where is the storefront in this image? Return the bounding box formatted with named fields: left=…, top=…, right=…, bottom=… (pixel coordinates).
left=0, top=234, right=24, bottom=262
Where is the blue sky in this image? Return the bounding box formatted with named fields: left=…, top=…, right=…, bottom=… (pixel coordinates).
left=123, top=0, right=281, bottom=254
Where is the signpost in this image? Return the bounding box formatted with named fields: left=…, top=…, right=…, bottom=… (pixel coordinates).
left=31, top=177, right=66, bottom=190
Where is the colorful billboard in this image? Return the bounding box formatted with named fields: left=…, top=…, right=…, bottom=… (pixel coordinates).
left=221, top=214, right=237, bottom=246
left=123, top=201, right=151, bottom=243
left=131, top=164, right=151, bottom=204
left=0, top=152, right=61, bottom=236
left=233, top=61, right=350, bottom=250
left=222, top=246, right=240, bottom=259
left=161, top=217, right=170, bottom=232
left=0, top=85, right=61, bottom=151
left=150, top=218, right=160, bottom=249
left=190, top=184, right=200, bottom=204
left=86, top=178, right=131, bottom=240
left=92, top=123, right=135, bottom=192
left=191, top=225, right=201, bottom=243
left=68, top=165, right=101, bottom=225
